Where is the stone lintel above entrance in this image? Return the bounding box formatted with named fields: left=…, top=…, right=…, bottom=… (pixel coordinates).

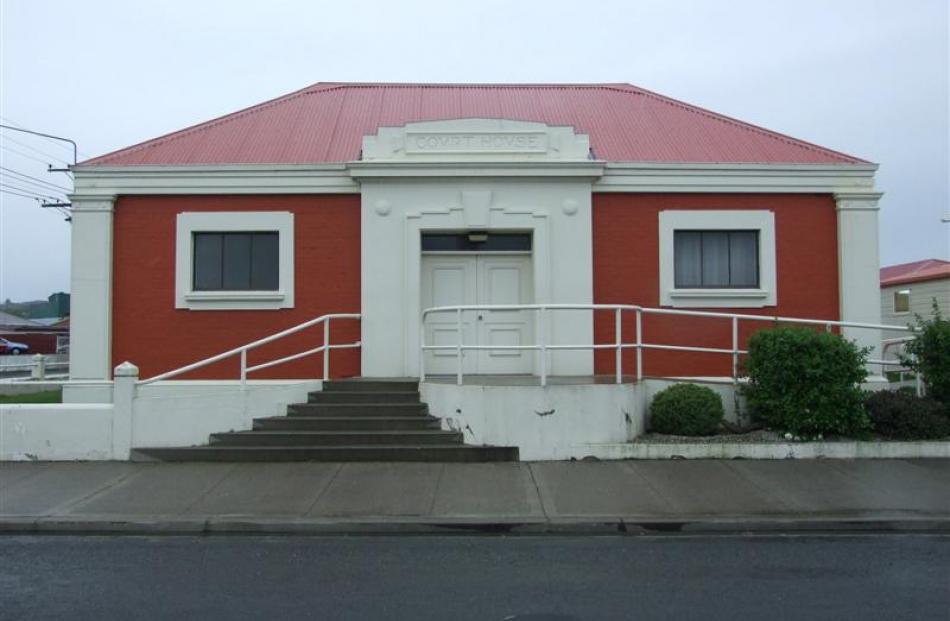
left=360, top=118, right=594, bottom=162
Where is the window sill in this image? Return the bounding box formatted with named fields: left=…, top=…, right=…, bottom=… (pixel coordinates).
left=665, top=288, right=774, bottom=308
left=180, top=290, right=289, bottom=311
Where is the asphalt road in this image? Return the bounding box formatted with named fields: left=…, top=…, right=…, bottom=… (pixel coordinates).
left=1, top=534, right=947, bottom=621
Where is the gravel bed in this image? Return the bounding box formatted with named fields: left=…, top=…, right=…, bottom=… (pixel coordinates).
left=634, top=429, right=787, bottom=444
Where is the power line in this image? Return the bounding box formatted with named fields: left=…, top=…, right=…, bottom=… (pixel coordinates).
left=0, top=124, right=77, bottom=165
left=0, top=188, right=42, bottom=200
left=0, top=186, right=70, bottom=219
left=0, top=181, right=64, bottom=201
left=0, top=116, right=90, bottom=159
left=0, top=166, right=72, bottom=193
left=0, top=132, right=71, bottom=165
left=0, top=174, right=67, bottom=196
left=0, top=143, right=57, bottom=167
left=0, top=132, right=70, bottom=166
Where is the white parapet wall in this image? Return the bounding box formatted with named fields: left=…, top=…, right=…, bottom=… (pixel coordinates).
left=0, top=365, right=322, bottom=461
left=421, top=381, right=643, bottom=461
left=132, top=380, right=322, bottom=448
left=579, top=440, right=950, bottom=460
left=1, top=404, right=115, bottom=461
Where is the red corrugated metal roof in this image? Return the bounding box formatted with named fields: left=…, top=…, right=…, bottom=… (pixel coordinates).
left=80, top=82, right=868, bottom=166
left=880, top=259, right=950, bottom=287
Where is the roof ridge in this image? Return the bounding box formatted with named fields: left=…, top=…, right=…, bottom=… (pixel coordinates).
left=307, top=82, right=633, bottom=88
left=884, top=258, right=950, bottom=269
left=611, top=83, right=868, bottom=164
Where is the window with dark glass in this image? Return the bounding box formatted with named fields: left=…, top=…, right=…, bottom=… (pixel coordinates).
left=193, top=232, right=279, bottom=291
left=674, top=230, right=759, bottom=288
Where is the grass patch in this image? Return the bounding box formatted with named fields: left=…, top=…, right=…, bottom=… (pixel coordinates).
left=0, top=389, right=62, bottom=404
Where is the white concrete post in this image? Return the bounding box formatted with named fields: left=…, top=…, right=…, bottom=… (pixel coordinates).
left=69, top=195, right=116, bottom=380
left=30, top=354, right=47, bottom=380
left=835, top=192, right=884, bottom=378
left=112, top=361, right=138, bottom=460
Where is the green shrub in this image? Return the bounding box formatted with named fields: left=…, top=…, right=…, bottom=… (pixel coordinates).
left=901, top=302, right=950, bottom=404
left=649, top=383, right=724, bottom=436
left=864, top=390, right=950, bottom=440
left=743, top=326, right=870, bottom=437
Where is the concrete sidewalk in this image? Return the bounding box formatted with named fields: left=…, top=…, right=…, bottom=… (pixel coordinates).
left=1, top=459, right=948, bottom=534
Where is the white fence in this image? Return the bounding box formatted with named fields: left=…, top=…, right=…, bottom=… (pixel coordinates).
left=0, top=354, right=69, bottom=379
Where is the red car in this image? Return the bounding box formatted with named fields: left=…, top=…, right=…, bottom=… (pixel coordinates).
left=0, top=337, right=29, bottom=355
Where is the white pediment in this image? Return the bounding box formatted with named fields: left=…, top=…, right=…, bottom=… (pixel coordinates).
left=361, top=118, right=591, bottom=161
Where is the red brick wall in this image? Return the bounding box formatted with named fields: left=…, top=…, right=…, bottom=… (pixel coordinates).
left=592, top=193, right=840, bottom=377
left=112, top=195, right=361, bottom=379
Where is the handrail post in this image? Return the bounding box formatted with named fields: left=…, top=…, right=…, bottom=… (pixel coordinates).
left=614, top=308, right=622, bottom=384
left=456, top=307, right=463, bottom=386
left=323, top=318, right=331, bottom=382
left=915, top=354, right=923, bottom=397
left=731, top=316, right=739, bottom=383
left=240, top=349, right=247, bottom=387
left=539, top=307, right=547, bottom=387
left=419, top=314, right=426, bottom=382
left=635, top=309, right=643, bottom=383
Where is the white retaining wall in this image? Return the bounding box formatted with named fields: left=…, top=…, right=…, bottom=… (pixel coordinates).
left=0, top=365, right=321, bottom=461
left=421, top=381, right=643, bottom=461
left=0, top=404, right=114, bottom=461
left=579, top=440, right=950, bottom=460
left=133, top=380, right=322, bottom=448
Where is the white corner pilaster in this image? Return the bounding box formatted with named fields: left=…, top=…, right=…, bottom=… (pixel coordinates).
left=835, top=192, right=884, bottom=373
left=69, top=195, right=115, bottom=380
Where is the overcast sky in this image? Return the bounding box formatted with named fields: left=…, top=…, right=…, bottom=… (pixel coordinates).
left=1, top=0, right=947, bottom=302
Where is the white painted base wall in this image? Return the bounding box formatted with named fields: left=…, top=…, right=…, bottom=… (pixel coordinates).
left=0, top=379, right=321, bottom=461
left=579, top=440, right=950, bottom=460
left=421, top=381, right=643, bottom=461
left=133, top=380, right=321, bottom=448
left=1, top=404, right=114, bottom=461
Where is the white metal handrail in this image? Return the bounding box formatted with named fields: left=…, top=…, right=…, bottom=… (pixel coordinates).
left=139, top=313, right=361, bottom=386
left=420, top=304, right=915, bottom=386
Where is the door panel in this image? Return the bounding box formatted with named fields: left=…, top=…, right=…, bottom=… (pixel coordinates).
left=421, top=257, right=477, bottom=374
left=422, top=253, right=533, bottom=375
left=476, top=256, right=533, bottom=373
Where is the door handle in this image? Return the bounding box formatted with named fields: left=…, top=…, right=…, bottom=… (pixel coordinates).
left=477, top=314, right=484, bottom=320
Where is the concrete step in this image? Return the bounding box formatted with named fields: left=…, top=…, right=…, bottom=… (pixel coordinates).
left=253, top=416, right=442, bottom=431
left=209, top=430, right=464, bottom=446
left=308, top=391, right=421, bottom=404
left=322, top=379, right=419, bottom=392
left=131, top=445, right=519, bottom=462
left=287, top=403, right=429, bottom=417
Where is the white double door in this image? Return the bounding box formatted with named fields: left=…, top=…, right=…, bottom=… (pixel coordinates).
left=422, top=254, right=534, bottom=375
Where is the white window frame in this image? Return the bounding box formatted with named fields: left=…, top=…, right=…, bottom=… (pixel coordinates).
left=175, top=211, right=294, bottom=310
left=893, top=289, right=911, bottom=314
left=659, top=210, right=777, bottom=308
